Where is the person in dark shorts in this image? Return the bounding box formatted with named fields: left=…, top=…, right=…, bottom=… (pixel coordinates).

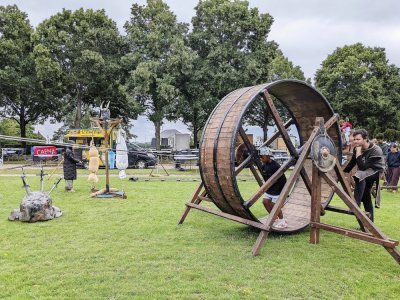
left=259, top=146, right=288, bottom=229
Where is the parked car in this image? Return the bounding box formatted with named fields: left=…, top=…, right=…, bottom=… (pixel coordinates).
left=85, top=142, right=157, bottom=169
left=126, top=143, right=157, bottom=168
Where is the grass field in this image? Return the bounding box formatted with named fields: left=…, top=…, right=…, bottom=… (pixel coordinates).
left=0, top=169, right=399, bottom=299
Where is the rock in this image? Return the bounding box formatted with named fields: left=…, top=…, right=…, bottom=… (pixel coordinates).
left=9, top=192, right=62, bottom=222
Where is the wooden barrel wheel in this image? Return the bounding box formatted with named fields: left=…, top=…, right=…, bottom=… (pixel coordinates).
left=199, top=80, right=342, bottom=232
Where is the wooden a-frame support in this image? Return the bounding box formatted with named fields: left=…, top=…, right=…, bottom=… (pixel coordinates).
left=178, top=114, right=400, bottom=264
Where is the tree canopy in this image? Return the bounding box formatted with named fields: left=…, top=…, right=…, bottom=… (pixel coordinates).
left=315, top=43, right=400, bottom=135
left=175, top=0, right=278, bottom=145
left=124, top=0, right=189, bottom=150
left=0, top=5, right=64, bottom=148
left=34, top=8, right=140, bottom=129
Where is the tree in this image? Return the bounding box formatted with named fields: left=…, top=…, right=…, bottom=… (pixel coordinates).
left=315, top=43, right=400, bottom=135
left=124, top=0, right=188, bottom=150
left=183, top=0, right=278, bottom=145
left=244, top=49, right=307, bottom=140
left=0, top=5, right=62, bottom=149
left=0, top=118, right=40, bottom=147
left=34, top=8, right=140, bottom=129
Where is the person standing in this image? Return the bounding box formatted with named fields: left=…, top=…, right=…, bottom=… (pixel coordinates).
left=259, top=146, right=288, bottom=229
left=386, top=143, right=400, bottom=193
left=375, top=133, right=389, bottom=186
left=343, top=129, right=385, bottom=222
left=63, top=141, right=81, bottom=192
left=375, top=133, right=389, bottom=156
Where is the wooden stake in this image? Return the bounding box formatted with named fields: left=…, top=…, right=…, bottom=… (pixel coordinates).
left=310, top=163, right=321, bottom=244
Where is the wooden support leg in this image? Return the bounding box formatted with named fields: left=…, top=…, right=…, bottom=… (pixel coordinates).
left=334, top=161, right=366, bottom=232
left=322, top=172, right=400, bottom=264
left=310, top=164, right=321, bottom=244
left=252, top=230, right=270, bottom=256
left=178, top=182, right=205, bottom=224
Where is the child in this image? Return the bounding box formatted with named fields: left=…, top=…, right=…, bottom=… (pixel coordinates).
left=63, top=141, right=82, bottom=192
left=259, top=146, right=288, bottom=229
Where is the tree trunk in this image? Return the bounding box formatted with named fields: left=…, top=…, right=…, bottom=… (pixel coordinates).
left=262, top=122, right=268, bottom=142
left=19, top=109, right=27, bottom=150
left=74, top=89, right=82, bottom=129
left=154, top=120, right=161, bottom=151
left=193, top=123, right=198, bottom=149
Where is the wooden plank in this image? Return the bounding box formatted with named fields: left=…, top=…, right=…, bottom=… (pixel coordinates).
left=283, top=209, right=311, bottom=219
left=198, top=195, right=212, bottom=202
left=239, top=127, right=264, bottom=177
left=310, top=163, right=321, bottom=244
left=311, top=222, right=398, bottom=248
left=258, top=118, right=294, bottom=148
left=284, top=202, right=311, bottom=213
left=322, top=172, right=400, bottom=264
left=324, top=205, right=371, bottom=218
left=235, top=155, right=252, bottom=175
left=186, top=203, right=266, bottom=230
left=262, top=90, right=297, bottom=155
left=249, top=163, right=263, bottom=187
left=178, top=182, right=204, bottom=224
left=252, top=230, right=269, bottom=256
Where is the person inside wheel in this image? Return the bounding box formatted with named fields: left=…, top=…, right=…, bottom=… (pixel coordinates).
left=259, top=146, right=288, bottom=229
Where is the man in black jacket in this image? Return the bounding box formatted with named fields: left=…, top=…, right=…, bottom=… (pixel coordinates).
left=259, top=146, right=288, bottom=229
left=63, top=141, right=82, bottom=192
left=344, top=129, right=385, bottom=222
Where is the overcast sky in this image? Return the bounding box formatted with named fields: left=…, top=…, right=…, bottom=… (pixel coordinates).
left=3, top=0, right=400, bottom=141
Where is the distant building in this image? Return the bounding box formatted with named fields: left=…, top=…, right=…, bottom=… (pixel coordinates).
left=151, top=129, right=190, bottom=151
left=253, top=136, right=264, bottom=147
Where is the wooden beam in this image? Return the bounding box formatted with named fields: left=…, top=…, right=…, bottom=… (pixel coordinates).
left=324, top=114, right=339, bottom=130
left=262, top=90, right=297, bottom=155
left=263, top=90, right=314, bottom=195
left=252, top=230, right=269, bottom=256
left=249, top=163, right=264, bottom=187
left=197, top=195, right=212, bottom=202
left=333, top=160, right=366, bottom=231
left=178, top=182, right=204, bottom=224
left=239, top=127, right=264, bottom=175
left=311, top=222, right=399, bottom=248
left=334, top=160, right=354, bottom=200
left=321, top=172, right=400, bottom=263
left=235, top=155, right=252, bottom=175
left=186, top=203, right=266, bottom=230
left=310, top=164, right=321, bottom=244
left=258, top=118, right=294, bottom=148
left=244, top=157, right=296, bottom=208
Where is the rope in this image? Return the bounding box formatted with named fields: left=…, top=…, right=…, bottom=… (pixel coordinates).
left=0, top=134, right=130, bottom=153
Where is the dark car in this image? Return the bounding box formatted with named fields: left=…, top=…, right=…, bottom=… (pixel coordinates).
left=126, top=143, right=157, bottom=169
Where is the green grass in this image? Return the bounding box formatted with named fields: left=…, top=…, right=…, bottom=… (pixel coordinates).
left=0, top=172, right=399, bottom=299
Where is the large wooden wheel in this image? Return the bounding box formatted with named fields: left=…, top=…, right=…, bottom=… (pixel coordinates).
left=199, top=80, right=342, bottom=232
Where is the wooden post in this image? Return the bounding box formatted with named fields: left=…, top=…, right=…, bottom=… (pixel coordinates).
left=91, top=117, right=121, bottom=195
left=310, top=163, right=321, bottom=244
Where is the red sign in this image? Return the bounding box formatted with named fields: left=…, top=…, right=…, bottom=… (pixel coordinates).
left=33, top=146, right=57, bottom=157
